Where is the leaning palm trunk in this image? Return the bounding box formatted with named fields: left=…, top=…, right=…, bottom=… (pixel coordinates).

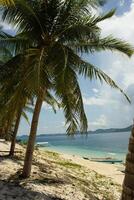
left=22, top=90, right=44, bottom=178
left=121, top=125, right=134, bottom=200
left=9, top=108, right=22, bottom=156
left=0, top=126, right=5, bottom=139
left=4, top=120, right=10, bottom=140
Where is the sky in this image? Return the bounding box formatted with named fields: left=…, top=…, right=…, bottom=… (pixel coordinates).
left=1, top=0, right=134, bottom=135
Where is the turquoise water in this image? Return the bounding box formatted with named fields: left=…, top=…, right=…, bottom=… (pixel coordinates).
left=33, top=131, right=131, bottom=160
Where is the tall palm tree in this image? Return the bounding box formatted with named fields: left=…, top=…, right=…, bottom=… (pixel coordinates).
left=0, top=51, right=59, bottom=155
left=121, top=125, right=134, bottom=200
left=9, top=108, right=23, bottom=156
left=9, top=103, right=34, bottom=156
left=0, top=47, right=34, bottom=155
left=0, top=0, right=133, bottom=178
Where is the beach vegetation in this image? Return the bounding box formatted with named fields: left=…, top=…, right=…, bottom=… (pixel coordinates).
left=43, top=151, right=60, bottom=158
left=55, top=160, right=82, bottom=169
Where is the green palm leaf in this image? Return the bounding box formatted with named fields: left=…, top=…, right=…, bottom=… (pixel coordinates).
left=0, top=0, right=14, bottom=5
left=72, top=36, right=134, bottom=57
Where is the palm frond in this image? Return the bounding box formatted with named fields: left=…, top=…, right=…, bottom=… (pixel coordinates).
left=77, top=59, right=131, bottom=103
left=0, top=31, right=31, bottom=54
left=91, top=9, right=116, bottom=23
left=1, top=0, right=44, bottom=35
left=44, top=91, right=61, bottom=113
left=0, top=0, right=14, bottom=6
left=72, top=36, right=134, bottom=57
left=21, top=111, right=30, bottom=125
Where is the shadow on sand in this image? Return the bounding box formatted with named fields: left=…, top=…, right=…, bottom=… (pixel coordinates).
left=0, top=179, right=65, bottom=200
left=0, top=153, right=101, bottom=200
left=0, top=155, right=65, bottom=200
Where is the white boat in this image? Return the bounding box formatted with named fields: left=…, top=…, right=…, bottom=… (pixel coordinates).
left=90, top=157, right=123, bottom=164
left=36, top=142, right=49, bottom=147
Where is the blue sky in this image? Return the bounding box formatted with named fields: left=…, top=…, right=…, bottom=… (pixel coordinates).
left=1, top=0, right=134, bottom=135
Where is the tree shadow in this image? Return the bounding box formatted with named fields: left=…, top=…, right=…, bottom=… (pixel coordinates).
left=0, top=180, right=65, bottom=200
left=0, top=154, right=23, bottom=166
left=0, top=155, right=10, bottom=161
left=0, top=151, right=99, bottom=200
left=8, top=167, right=68, bottom=186
left=30, top=177, right=66, bottom=185
left=8, top=169, right=68, bottom=187
left=0, top=154, right=68, bottom=186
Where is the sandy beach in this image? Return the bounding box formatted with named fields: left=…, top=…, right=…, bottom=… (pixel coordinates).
left=61, top=153, right=124, bottom=185
left=0, top=141, right=124, bottom=200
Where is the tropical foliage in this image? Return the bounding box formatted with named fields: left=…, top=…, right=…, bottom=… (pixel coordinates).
left=0, top=0, right=133, bottom=180
left=0, top=0, right=14, bottom=5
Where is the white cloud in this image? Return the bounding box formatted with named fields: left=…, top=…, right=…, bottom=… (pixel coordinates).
left=101, top=3, right=134, bottom=86
left=99, top=2, right=134, bottom=43
left=0, top=18, right=15, bottom=34
left=119, top=0, right=125, bottom=7
left=89, top=114, right=107, bottom=130
left=42, top=102, right=52, bottom=110
left=83, top=95, right=116, bottom=106
left=61, top=121, right=66, bottom=127
left=0, top=22, right=12, bottom=31
left=42, top=102, right=60, bottom=111
left=92, top=88, right=99, bottom=93
left=85, top=2, right=134, bottom=129
left=97, top=1, right=134, bottom=90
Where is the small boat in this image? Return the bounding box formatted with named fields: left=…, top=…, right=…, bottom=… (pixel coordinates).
left=83, top=157, right=89, bottom=160
left=36, top=142, right=49, bottom=147
left=90, top=157, right=123, bottom=164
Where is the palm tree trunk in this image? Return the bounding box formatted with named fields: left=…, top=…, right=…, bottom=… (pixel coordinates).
left=121, top=125, right=134, bottom=200
left=9, top=108, right=22, bottom=156
left=0, top=126, right=5, bottom=139
left=4, top=120, right=10, bottom=141
left=21, top=91, right=44, bottom=178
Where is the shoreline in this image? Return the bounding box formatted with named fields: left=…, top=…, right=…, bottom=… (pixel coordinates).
left=0, top=141, right=123, bottom=199
left=0, top=141, right=125, bottom=185
left=41, top=147, right=125, bottom=185
left=61, top=152, right=124, bottom=185
left=43, top=146, right=126, bottom=160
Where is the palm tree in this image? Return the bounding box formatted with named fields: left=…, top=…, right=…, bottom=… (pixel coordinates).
left=9, top=108, right=23, bottom=156
left=0, top=51, right=59, bottom=156
left=0, top=0, right=14, bottom=5
left=0, top=49, right=33, bottom=155
left=0, top=0, right=133, bottom=178
left=0, top=47, right=22, bottom=153
left=8, top=102, right=33, bottom=156
left=0, top=0, right=106, bottom=6
left=121, top=125, right=134, bottom=200
left=9, top=104, right=33, bottom=156
left=0, top=46, right=15, bottom=141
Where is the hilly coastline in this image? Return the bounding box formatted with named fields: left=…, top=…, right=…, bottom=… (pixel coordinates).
left=88, top=125, right=132, bottom=134
left=19, top=125, right=132, bottom=139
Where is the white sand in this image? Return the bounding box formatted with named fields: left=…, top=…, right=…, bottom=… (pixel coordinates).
left=0, top=141, right=124, bottom=185
left=60, top=153, right=124, bottom=185
left=0, top=141, right=123, bottom=200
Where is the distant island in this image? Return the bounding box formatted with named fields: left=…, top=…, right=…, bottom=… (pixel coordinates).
left=88, top=125, right=132, bottom=134
left=19, top=125, right=132, bottom=139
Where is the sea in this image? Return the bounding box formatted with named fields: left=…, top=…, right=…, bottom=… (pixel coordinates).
left=20, top=131, right=131, bottom=161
